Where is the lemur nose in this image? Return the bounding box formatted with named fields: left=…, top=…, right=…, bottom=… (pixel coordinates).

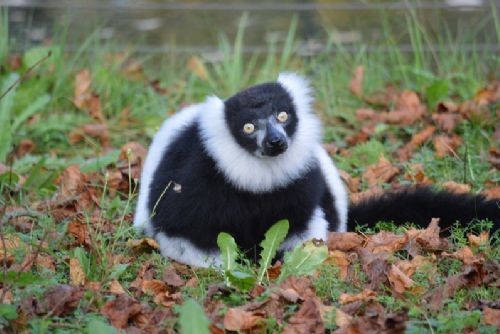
left=266, top=136, right=286, bottom=148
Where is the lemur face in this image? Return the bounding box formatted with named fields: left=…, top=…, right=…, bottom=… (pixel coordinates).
left=224, top=83, right=298, bottom=157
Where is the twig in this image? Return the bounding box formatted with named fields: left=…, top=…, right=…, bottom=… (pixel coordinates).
left=0, top=50, right=52, bottom=101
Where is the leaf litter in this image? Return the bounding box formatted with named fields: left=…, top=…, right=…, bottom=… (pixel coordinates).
left=0, top=61, right=498, bottom=333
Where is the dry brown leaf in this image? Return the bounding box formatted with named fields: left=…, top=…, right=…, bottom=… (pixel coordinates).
left=443, top=246, right=477, bottom=265
left=162, top=267, right=185, bottom=287
left=339, top=170, right=360, bottom=194
left=16, top=139, right=35, bottom=157
left=396, top=126, right=435, bottom=161
left=415, top=218, right=445, bottom=250
left=109, top=279, right=126, bottom=294
left=382, top=90, right=427, bottom=125
left=282, top=297, right=325, bottom=334
left=120, top=142, right=147, bottom=167
left=223, top=307, right=263, bottom=331
left=358, top=249, right=390, bottom=290
left=483, top=307, right=500, bottom=327
left=442, top=181, right=471, bottom=194
left=59, top=165, right=88, bottom=198
left=69, top=123, right=109, bottom=146
left=335, top=308, right=353, bottom=328
left=365, top=231, right=408, bottom=254
left=395, top=255, right=433, bottom=278
left=325, top=250, right=351, bottom=280
left=433, top=135, right=462, bottom=157
left=39, top=285, right=84, bottom=316
left=467, top=231, right=489, bottom=247
left=279, top=276, right=316, bottom=300
left=101, top=294, right=144, bottom=329
left=267, top=261, right=282, bottom=280
left=187, top=56, right=209, bottom=81
left=349, top=66, right=364, bottom=98
left=123, top=61, right=144, bottom=81
left=363, top=155, right=399, bottom=188
left=327, top=232, right=364, bottom=251
left=432, top=113, right=462, bottom=133
left=0, top=235, right=21, bottom=266
left=74, top=69, right=92, bottom=110
left=277, top=288, right=301, bottom=303
left=339, top=289, right=376, bottom=305
left=355, top=108, right=378, bottom=121
left=387, top=264, right=414, bottom=294
left=127, top=238, right=160, bottom=252
left=482, top=187, right=500, bottom=199
left=67, top=221, right=90, bottom=247
left=69, top=257, right=86, bottom=286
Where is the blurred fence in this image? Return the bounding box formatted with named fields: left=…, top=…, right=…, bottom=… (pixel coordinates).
left=3, top=0, right=500, bottom=56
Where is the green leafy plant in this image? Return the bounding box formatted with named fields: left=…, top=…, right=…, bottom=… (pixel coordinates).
left=257, top=219, right=289, bottom=285
left=178, top=299, right=211, bottom=334
left=277, top=240, right=329, bottom=283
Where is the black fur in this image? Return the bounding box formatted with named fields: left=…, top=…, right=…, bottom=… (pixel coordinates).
left=148, top=123, right=336, bottom=255
left=348, top=187, right=500, bottom=233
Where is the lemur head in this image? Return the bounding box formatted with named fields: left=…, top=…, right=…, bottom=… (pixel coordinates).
left=224, top=82, right=297, bottom=157
left=200, top=72, right=322, bottom=192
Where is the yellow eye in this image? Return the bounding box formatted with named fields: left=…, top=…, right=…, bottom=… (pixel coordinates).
left=277, top=111, right=289, bottom=123
left=243, top=123, right=255, bottom=134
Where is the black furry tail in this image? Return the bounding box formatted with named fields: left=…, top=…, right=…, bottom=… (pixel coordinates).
left=347, top=187, right=500, bottom=233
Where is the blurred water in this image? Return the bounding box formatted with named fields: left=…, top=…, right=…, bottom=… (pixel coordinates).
left=4, top=0, right=500, bottom=56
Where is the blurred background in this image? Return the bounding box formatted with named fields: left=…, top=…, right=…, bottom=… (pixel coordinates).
left=4, top=0, right=499, bottom=58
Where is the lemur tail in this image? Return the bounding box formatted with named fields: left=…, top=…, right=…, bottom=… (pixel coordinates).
left=347, top=187, right=500, bottom=233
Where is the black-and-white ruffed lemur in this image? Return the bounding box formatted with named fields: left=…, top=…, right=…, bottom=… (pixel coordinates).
left=134, top=73, right=499, bottom=267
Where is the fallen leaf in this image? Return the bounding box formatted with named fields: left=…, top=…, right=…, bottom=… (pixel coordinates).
left=432, top=113, right=462, bottom=132
left=358, top=249, right=390, bottom=290
left=489, top=147, right=500, bottom=170
left=101, top=294, right=144, bottom=329
left=162, top=267, right=185, bottom=287
left=365, top=231, right=408, bottom=254
left=335, top=308, right=353, bottom=328
left=396, top=126, right=435, bottom=161
left=387, top=264, right=414, bottom=294
left=433, top=135, right=462, bottom=157
left=127, top=238, right=160, bottom=253
left=467, top=231, right=489, bottom=247
left=0, top=235, right=21, bottom=266
left=279, top=276, right=316, bottom=300
left=40, top=285, right=84, bottom=316
left=415, top=218, right=445, bottom=250
left=442, top=181, right=470, bottom=194
left=282, top=297, right=324, bottom=334
left=483, top=307, right=500, bottom=327
left=119, top=142, right=147, bottom=168
left=363, top=155, right=400, bottom=188
left=69, top=257, right=86, bottom=286
left=16, top=139, right=35, bottom=157
left=223, top=307, right=263, bottom=331
left=67, top=221, right=90, bottom=247
left=349, top=66, right=364, bottom=98
left=325, top=250, right=351, bottom=280
left=339, top=170, right=360, bottom=193
left=69, top=123, right=109, bottom=147
left=109, top=279, right=126, bottom=294
left=443, top=246, right=477, bottom=265
left=327, top=232, right=364, bottom=251
left=382, top=90, right=427, bottom=125
left=339, top=289, right=376, bottom=305
left=74, top=69, right=92, bottom=110
left=187, top=56, right=209, bottom=81
left=482, top=187, right=500, bottom=199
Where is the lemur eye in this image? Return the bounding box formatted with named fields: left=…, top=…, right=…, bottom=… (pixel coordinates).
left=277, top=111, right=289, bottom=123
left=243, top=123, right=255, bottom=134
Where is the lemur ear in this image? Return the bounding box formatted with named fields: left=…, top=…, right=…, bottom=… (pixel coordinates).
left=277, top=72, right=314, bottom=113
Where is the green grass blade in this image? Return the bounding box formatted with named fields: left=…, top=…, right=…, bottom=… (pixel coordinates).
left=0, top=73, right=20, bottom=163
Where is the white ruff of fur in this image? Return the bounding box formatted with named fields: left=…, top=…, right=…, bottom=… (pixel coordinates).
left=133, top=104, right=202, bottom=233
left=199, top=73, right=322, bottom=193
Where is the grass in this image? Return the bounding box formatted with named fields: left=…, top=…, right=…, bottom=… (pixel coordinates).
left=0, top=8, right=499, bottom=333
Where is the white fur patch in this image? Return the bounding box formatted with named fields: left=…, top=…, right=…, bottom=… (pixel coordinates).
left=199, top=74, right=322, bottom=193
left=315, top=147, right=349, bottom=232
left=156, top=232, right=221, bottom=268
left=280, top=207, right=329, bottom=251
left=133, top=103, right=203, bottom=233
